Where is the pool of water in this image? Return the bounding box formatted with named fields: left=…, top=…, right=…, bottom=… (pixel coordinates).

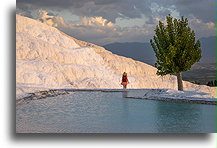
left=16, top=91, right=216, bottom=133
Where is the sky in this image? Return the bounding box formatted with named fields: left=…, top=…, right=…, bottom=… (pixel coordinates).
left=16, top=0, right=216, bottom=45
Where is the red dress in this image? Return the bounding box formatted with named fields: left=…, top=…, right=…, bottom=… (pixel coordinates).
left=121, top=76, right=128, bottom=85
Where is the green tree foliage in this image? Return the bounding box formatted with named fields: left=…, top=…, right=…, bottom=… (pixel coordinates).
left=150, top=15, right=201, bottom=90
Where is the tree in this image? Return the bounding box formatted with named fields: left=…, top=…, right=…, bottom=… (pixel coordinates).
left=150, top=15, right=201, bottom=91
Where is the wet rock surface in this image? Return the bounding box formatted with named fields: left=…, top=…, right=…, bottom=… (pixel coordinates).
left=16, top=90, right=70, bottom=105
left=16, top=89, right=216, bottom=105
left=127, top=96, right=216, bottom=105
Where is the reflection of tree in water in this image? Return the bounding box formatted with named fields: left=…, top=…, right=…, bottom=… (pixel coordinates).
left=155, top=101, right=202, bottom=133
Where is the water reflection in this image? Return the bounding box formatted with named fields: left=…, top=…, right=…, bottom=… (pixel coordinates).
left=121, top=93, right=129, bottom=122
left=16, top=91, right=216, bottom=133
left=156, top=101, right=202, bottom=133
left=122, top=91, right=128, bottom=98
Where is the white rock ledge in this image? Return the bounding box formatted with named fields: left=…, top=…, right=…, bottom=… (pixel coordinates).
left=16, top=89, right=216, bottom=105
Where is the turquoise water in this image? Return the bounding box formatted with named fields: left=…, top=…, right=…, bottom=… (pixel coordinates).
left=16, top=91, right=216, bottom=133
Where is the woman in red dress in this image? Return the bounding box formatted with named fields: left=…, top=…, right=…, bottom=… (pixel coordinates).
left=121, top=72, right=129, bottom=89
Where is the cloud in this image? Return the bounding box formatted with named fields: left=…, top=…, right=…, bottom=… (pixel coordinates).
left=17, top=0, right=154, bottom=23
left=81, top=16, right=115, bottom=28
left=17, top=0, right=215, bottom=24
left=37, top=10, right=66, bottom=27
left=34, top=10, right=215, bottom=45
left=35, top=10, right=155, bottom=45
left=174, top=0, right=215, bottom=23
left=188, top=18, right=216, bottom=38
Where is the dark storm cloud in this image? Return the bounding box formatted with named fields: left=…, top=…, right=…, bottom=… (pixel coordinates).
left=175, top=0, right=215, bottom=22
left=154, top=0, right=215, bottom=22
left=17, top=0, right=152, bottom=22
left=16, top=0, right=215, bottom=45
left=17, top=0, right=83, bottom=8
left=17, top=0, right=122, bottom=8
left=17, top=0, right=215, bottom=23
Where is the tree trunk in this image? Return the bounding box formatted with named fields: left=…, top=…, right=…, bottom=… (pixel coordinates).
left=176, top=72, right=183, bottom=91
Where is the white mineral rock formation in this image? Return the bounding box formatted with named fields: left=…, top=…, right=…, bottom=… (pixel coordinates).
left=16, top=14, right=216, bottom=99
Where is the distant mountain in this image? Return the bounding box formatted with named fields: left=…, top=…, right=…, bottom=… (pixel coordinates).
left=199, top=36, right=216, bottom=63
left=103, top=36, right=216, bottom=65
left=182, top=63, right=216, bottom=85
left=103, top=42, right=156, bottom=65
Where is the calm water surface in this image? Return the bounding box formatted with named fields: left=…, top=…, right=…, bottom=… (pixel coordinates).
left=16, top=91, right=216, bottom=133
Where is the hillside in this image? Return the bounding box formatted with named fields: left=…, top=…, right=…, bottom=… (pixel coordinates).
left=103, top=38, right=216, bottom=84
left=103, top=42, right=155, bottom=65
left=103, top=36, right=216, bottom=64
left=16, top=14, right=216, bottom=99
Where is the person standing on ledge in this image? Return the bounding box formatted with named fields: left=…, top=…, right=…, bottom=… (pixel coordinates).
left=121, top=72, right=129, bottom=89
